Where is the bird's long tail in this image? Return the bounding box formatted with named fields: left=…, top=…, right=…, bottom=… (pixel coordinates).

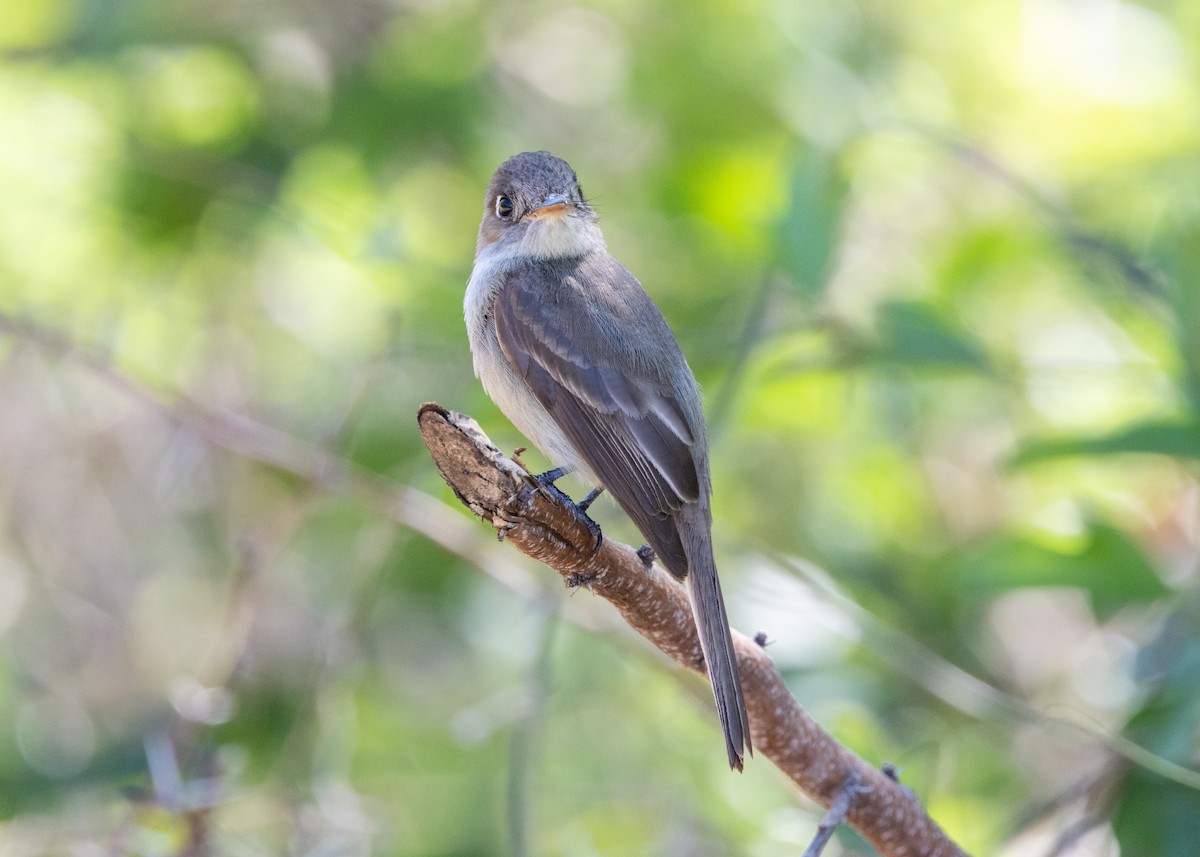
left=683, top=523, right=751, bottom=771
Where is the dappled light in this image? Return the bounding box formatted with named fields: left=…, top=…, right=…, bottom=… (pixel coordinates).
left=0, top=0, right=1198, bottom=854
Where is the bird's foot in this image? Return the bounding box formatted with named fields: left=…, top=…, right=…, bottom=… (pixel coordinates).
left=532, top=468, right=603, bottom=555
left=636, top=544, right=656, bottom=569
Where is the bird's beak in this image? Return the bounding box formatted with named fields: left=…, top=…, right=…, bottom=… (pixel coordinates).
left=525, top=193, right=571, bottom=220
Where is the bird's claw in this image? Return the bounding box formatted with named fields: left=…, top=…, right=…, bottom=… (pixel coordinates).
left=534, top=467, right=568, bottom=490
left=578, top=511, right=603, bottom=556
left=577, top=486, right=604, bottom=513
left=527, top=468, right=603, bottom=555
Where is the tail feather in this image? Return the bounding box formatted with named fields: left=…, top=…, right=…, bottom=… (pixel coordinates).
left=682, top=521, right=751, bottom=770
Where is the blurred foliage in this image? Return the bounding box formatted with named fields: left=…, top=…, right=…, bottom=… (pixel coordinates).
left=0, top=0, right=1198, bottom=854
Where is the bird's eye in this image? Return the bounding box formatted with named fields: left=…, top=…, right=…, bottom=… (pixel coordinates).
left=496, top=196, right=514, bottom=218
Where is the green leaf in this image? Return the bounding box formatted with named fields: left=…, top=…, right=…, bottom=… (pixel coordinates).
left=774, top=146, right=847, bottom=299
left=1113, top=629, right=1200, bottom=857
left=955, top=524, right=1166, bottom=618
left=1160, top=220, right=1200, bottom=411
left=869, top=300, right=990, bottom=370
left=1010, top=421, right=1200, bottom=467
left=1108, top=768, right=1200, bottom=854
left=1113, top=771, right=1200, bottom=857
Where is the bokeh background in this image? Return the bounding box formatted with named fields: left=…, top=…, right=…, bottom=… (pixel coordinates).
left=1, top=0, right=1199, bottom=854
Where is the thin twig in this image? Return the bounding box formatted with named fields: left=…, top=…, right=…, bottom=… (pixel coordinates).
left=1005, top=760, right=1121, bottom=843
left=1045, top=813, right=1106, bottom=857
left=802, top=771, right=869, bottom=857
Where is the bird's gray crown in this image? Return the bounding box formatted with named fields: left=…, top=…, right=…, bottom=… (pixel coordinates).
left=484, top=151, right=591, bottom=216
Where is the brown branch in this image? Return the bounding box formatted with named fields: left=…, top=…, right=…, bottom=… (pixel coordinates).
left=418, top=403, right=970, bottom=857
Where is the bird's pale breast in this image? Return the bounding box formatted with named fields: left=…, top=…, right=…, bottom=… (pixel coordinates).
left=464, top=258, right=590, bottom=478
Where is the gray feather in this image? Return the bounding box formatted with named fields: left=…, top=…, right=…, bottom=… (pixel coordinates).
left=492, top=250, right=751, bottom=768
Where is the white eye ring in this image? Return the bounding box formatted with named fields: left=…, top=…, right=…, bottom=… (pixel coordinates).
left=496, top=196, right=514, bottom=218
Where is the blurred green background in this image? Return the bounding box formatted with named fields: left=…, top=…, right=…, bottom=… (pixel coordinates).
left=1, top=0, right=1198, bottom=854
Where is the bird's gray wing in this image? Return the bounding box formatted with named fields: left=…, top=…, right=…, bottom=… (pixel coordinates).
left=495, top=253, right=751, bottom=769
left=495, top=252, right=751, bottom=769
left=493, top=253, right=705, bottom=576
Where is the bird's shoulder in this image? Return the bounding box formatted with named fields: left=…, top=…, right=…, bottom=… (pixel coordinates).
left=501, top=252, right=684, bottom=380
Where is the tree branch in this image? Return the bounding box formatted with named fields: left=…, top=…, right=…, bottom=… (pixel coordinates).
left=418, top=402, right=969, bottom=857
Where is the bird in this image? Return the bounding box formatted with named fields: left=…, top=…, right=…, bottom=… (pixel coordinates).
left=464, top=151, right=750, bottom=770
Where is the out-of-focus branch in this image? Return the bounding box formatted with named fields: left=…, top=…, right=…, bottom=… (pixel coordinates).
left=417, top=402, right=969, bottom=857
left=0, top=311, right=540, bottom=601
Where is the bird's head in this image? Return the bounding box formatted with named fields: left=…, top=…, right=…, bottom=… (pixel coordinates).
left=476, top=151, right=603, bottom=261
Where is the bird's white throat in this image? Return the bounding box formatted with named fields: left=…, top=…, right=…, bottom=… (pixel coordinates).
left=479, top=215, right=605, bottom=268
